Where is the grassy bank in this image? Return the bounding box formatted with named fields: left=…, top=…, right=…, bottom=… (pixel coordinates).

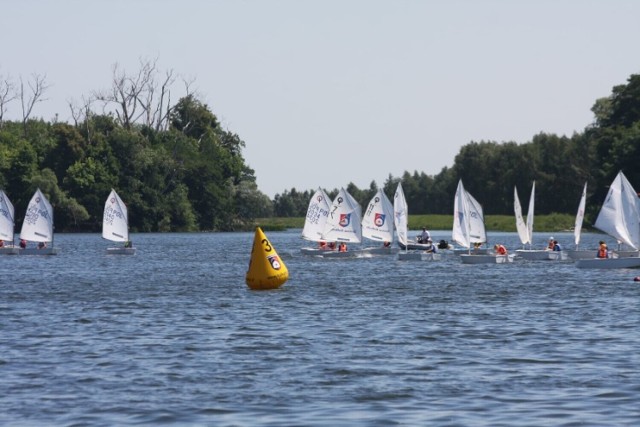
left=254, top=213, right=580, bottom=232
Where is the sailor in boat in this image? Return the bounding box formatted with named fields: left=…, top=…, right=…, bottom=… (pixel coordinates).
left=319, top=241, right=328, bottom=250
left=328, top=242, right=336, bottom=250
left=423, top=238, right=437, bottom=253
left=19, top=239, right=27, bottom=249
left=0, top=240, right=3, bottom=248
left=597, top=241, right=609, bottom=258
left=547, top=237, right=555, bottom=250
left=494, top=244, right=508, bottom=255
left=338, top=242, right=347, bottom=252
left=37, top=242, right=47, bottom=249
left=124, top=240, right=133, bottom=248
left=552, top=240, right=562, bottom=251
left=383, top=241, right=391, bottom=248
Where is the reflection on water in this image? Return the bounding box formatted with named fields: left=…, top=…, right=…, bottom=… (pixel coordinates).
left=1, top=231, right=640, bottom=426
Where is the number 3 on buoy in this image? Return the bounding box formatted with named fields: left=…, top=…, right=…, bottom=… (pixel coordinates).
left=245, top=227, right=289, bottom=290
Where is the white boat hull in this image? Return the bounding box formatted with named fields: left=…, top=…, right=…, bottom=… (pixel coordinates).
left=19, top=247, right=59, bottom=255
left=106, top=247, right=136, bottom=255
left=397, top=252, right=441, bottom=261
left=613, top=250, right=640, bottom=258
left=0, top=246, right=20, bottom=255
left=453, top=248, right=491, bottom=256
left=360, top=246, right=399, bottom=256
left=300, top=247, right=336, bottom=256
left=575, top=257, right=640, bottom=269
left=515, top=249, right=567, bottom=261
left=566, top=250, right=597, bottom=260
left=460, top=254, right=511, bottom=264
left=321, top=250, right=364, bottom=259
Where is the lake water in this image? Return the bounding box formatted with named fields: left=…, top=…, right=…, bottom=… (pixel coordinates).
left=1, top=230, right=640, bottom=426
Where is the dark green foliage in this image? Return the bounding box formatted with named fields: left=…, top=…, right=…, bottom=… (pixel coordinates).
left=0, top=95, right=268, bottom=232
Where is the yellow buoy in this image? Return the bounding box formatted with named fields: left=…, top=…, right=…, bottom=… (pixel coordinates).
left=245, top=227, right=289, bottom=290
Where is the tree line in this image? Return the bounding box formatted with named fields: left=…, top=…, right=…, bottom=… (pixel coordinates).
left=273, top=74, right=640, bottom=228
left=1, top=64, right=639, bottom=232
left=0, top=60, right=271, bottom=232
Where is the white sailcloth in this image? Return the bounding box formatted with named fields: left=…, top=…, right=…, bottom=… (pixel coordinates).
left=574, top=182, right=587, bottom=246
left=322, top=188, right=362, bottom=243
left=102, top=189, right=130, bottom=242
left=594, top=171, right=640, bottom=250
left=452, top=180, right=471, bottom=248
left=0, top=189, right=15, bottom=242
left=393, top=183, right=408, bottom=247
left=514, top=186, right=529, bottom=246
left=466, top=190, right=487, bottom=244
left=526, top=181, right=535, bottom=247
left=302, top=188, right=331, bottom=242
left=362, top=188, right=394, bottom=243
left=20, top=188, right=54, bottom=242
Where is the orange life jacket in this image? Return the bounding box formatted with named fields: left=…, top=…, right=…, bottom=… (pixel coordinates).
left=598, top=248, right=608, bottom=258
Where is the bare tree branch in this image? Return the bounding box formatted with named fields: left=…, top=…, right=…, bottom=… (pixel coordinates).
left=19, top=73, right=50, bottom=137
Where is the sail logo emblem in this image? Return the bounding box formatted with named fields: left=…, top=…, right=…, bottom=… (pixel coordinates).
left=374, top=213, right=385, bottom=227
left=317, top=195, right=323, bottom=202
left=267, top=255, right=282, bottom=270
left=339, top=213, right=351, bottom=227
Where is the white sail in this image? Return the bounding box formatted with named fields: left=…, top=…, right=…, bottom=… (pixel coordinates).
left=0, top=189, right=15, bottom=242
left=362, top=188, right=394, bottom=243
left=452, top=180, right=471, bottom=248
left=526, top=182, right=535, bottom=248
left=302, top=188, right=331, bottom=242
left=594, top=171, right=640, bottom=250
left=322, top=187, right=362, bottom=243
left=466, top=190, right=487, bottom=244
left=102, top=189, right=129, bottom=242
left=574, top=182, right=587, bottom=246
left=514, top=186, right=529, bottom=246
left=20, top=188, right=54, bottom=242
left=393, top=183, right=408, bottom=247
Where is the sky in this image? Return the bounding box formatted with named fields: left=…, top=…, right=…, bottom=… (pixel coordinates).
left=2, top=0, right=640, bottom=198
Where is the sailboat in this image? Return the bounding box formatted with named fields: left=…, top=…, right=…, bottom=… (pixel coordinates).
left=566, top=183, right=594, bottom=260
left=0, top=190, right=19, bottom=254
left=452, top=181, right=489, bottom=256
left=361, top=188, right=397, bottom=255
left=103, top=189, right=136, bottom=255
left=514, top=182, right=565, bottom=261
left=19, top=188, right=59, bottom=255
left=300, top=187, right=334, bottom=255
left=395, top=182, right=440, bottom=261
left=453, top=180, right=509, bottom=264
left=576, top=171, right=640, bottom=269
left=321, top=187, right=363, bottom=258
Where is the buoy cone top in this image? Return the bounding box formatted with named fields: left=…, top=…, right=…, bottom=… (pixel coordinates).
left=245, top=227, right=289, bottom=290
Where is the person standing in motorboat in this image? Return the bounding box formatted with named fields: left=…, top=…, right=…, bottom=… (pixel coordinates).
left=418, top=227, right=431, bottom=244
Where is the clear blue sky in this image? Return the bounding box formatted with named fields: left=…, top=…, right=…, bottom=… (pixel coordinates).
left=3, top=0, right=640, bottom=197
